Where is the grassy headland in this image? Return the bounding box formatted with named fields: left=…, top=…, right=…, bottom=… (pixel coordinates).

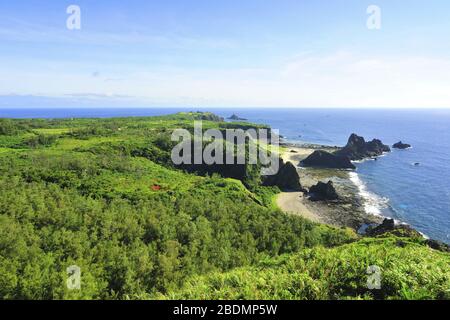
left=0, top=112, right=448, bottom=300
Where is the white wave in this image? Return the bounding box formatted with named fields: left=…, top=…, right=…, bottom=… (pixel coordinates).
left=351, top=153, right=388, bottom=164
left=348, top=172, right=389, bottom=216
left=419, top=231, right=430, bottom=240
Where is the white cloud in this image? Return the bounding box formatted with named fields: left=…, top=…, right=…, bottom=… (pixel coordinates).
left=2, top=51, right=450, bottom=108
left=118, top=52, right=450, bottom=108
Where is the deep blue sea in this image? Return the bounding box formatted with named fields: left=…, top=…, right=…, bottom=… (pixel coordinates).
left=1, top=107, right=449, bottom=244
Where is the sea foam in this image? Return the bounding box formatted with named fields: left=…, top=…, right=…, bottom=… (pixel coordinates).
left=348, top=171, right=389, bottom=216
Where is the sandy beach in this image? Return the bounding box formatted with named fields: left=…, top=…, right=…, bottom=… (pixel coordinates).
left=276, top=191, right=323, bottom=223
left=276, top=143, right=383, bottom=229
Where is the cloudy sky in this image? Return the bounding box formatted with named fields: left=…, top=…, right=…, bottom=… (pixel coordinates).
left=1, top=0, right=450, bottom=108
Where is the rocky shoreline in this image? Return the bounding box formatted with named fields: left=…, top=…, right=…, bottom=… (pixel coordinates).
left=267, top=128, right=450, bottom=251
left=279, top=141, right=383, bottom=229
left=278, top=136, right=450, bottom=250
left=278, top=134, right=413, bottom=230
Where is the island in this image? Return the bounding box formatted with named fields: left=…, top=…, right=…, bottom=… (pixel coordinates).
left=393, top=141, right=412, bottom=149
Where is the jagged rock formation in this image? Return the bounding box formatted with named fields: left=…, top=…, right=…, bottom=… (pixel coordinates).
left=301, top=150, right=355, bottom=169
left=308, top=181, right=339, bottom=201
left=393, top=141, right=411, bottom=149
left=366, top=218, right=422, bottom=238
left=425, top=239, right=450, bottom=252
left=335, top=133, right=390, bottom=160
left=228, top=114, right=248, bottom=121
left=263, top=161, right=302, bottom=191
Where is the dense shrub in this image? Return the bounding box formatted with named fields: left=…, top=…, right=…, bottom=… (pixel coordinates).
left=24, top=134, right=57, bottom=148
left=159, top=238, right=450, bottom=300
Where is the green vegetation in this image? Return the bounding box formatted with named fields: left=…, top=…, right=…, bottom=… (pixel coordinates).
left=0, top=112, right=448, bottom=300
left=159, top=237, right=450, bottom=300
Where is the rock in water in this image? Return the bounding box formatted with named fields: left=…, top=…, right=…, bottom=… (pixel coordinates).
left=263, top=161, right=302, bottom=191
left=228, top=114, right=247, bottom=121
left=367, top=139, right=391, bottom=154
left=335, top=133, right=391, bottom=160
left=301, top=150, right=355, bottom=169
left=308, top=181, right=339, bottom=201
left=393, top=141, right=411, bottom=149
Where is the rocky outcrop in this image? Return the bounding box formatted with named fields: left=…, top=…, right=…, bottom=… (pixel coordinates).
left=228, top=114, right=248, bottom=121
left=366, top=219, right=450, bottom=252
left=263, top=161, right=302, bottom=191
left=367, top=218, right=395, bottom=235
left=335, top=134, right=390, bottom=160
left=425, top=239, right=450, bottom=253
left=393, top=141, right=411, bottom=149
left=308, top=181, right=339, bottom=201
left=366, top=218, right=422, bottom=238
left=192, top=112, right=224, bottom=122
left=301, top=150, right=355, bottom=169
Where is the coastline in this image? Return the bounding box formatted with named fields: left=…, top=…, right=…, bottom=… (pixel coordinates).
left=278, top=141, right=384, bottom=230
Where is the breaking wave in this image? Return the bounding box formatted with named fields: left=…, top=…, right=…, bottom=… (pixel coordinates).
left=348, top=171, right=390, bottom=216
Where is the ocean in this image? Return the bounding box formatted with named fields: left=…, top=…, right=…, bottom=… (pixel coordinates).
left=1, top=107, right=449, bottom=244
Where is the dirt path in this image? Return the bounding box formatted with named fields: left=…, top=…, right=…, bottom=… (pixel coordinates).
left=276, top=192, right=323, bottom=223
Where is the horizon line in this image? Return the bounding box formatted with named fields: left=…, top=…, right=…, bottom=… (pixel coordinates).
left=1, top=106, right=450, bottom=110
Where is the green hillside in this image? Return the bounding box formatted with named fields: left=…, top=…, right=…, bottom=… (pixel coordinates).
left=0, top=113, right=448, bottom=300
left=158, top=237, right=450, bottom=300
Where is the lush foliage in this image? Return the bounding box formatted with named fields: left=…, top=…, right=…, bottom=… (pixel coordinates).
left=1, top=112, right=448, bottom=300
left=159, top=237, right=450, bottom=300
left=0, top=113, right=356, bottom=299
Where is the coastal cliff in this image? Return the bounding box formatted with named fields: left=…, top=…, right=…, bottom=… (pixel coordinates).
left=263, top=160, right=303, bottom=191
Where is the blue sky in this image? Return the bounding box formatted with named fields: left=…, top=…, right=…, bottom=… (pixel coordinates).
left=1, top=0, right=450, bottom=108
